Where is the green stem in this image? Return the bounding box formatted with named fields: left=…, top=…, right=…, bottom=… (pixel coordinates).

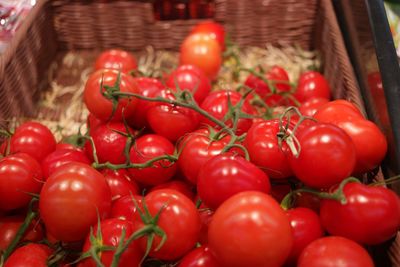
left=221, top=143, right=250, bottom=161
left=92, top=154, right=178, bottom=170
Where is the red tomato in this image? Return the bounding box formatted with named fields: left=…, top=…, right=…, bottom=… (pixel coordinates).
left=166, top=65, right=211, bottom=104
left=41, top=148, right=91, bottom=180
left=286, top=207, right=324, bottom=264
left=128, top=77, right=165, bottom=129
left=287, top=123, right=356, bottom=189
left=94, top=49, right=137, bottom=73
left=200, top=90, right=256, bottom=135
left=180, top=33, right=222, bottom=79
left=178, top=246, right=219, bottom=267
left=299, top=97, right=329, bottom=117
left=191, top=21, right=225, bottom=51
left=198, top=206, right=214, bottom=245
left=4, top=243, right=53, bottom=267
left=298, top=236, right=374, bottom=267
left=197, top=153, right=271, bottom=209
left=80, top=218, right=143, bottom=267
left=320, top=182, right=400, bottom=245
left=313, top=99, right=364, bottom=123
left=294, top=71, right=331, bottom=102
left=111, top=194, right=142, bottom=222
left=87, top=112, right=103, bottom=133
left=84, top=69, right=139, bottom=122
left=208, top=191, right=293, bottom=267
left=149, top=180, right=195, bottom=201
left=39, top=162, right=112, bottom=242
left=84, top=122, right=134, bottom=164
left=270, top=182, right=292, bottom=203
left=0, top=216, right=43, bottom=250
left=244, top=119, right=293, bottom=179
left=101, top=169, right=140, bottom=201
left=0, top=153, right=43, bottom=211
left=137, top=189, right=201, bottom=260
left=129, top=134, right=177, bottom=186
left=5, top=121, right=56, bottom=162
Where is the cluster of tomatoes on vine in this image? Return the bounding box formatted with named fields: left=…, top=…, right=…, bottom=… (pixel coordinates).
left=0, top=20, right=399, bottom=267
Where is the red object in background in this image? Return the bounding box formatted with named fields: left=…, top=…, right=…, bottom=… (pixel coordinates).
left=153, top=0, right=215, bottom=20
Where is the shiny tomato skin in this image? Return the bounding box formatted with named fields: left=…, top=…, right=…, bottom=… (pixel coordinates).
left=0, top=153, right=43, bottom=211
left=208, top=191, right=293, bottom=267
left=4, top=243, right=53, bottom=267
left=84, top=69, right=139, bottom=122
left=0, top=216, right=43, bottom=250
left=166, top=65, right=211, bottom=104
left=313, top=99, right=364, bottom=123
left=191, top=21, right=225, bottom=51
left=244, top=119, right=293, bottom=179
left=197, top=153, right=271, bottom=209
left=87, top=112, right=103, bottom=133
left=299, top=97, right=330, bottom=117
left=137, top=189, right=201, bottom=260
left=295, top=71, right=331, bottom=103
left=110, top=194, right=142, bottom=222
left=178, top=246, right=219, bottom=267
left=286, top=207, right=324, bottom=264
left=180, top=33, right=222, bottom=80
left=39, top=162, right=112, bottom=242
left=80, top=218, right=143, bottom=267
left=149, top=180, right=195, bottom=201
left=320, top=182, right=400, bottom=245
left=101, top=169, right=140, bottom=201
left=7, top=121, right=56, bottom=162
left=198, top=206, right=214, bottom=245
left=128, top=134, right=177, bottom=186
left=41, top=148, right=91, bottom=180
left=287, top=123, right=356, bottom=189
left=298, top=236, right=374, bottom=267
left=94, top=49, right=137, bottom=73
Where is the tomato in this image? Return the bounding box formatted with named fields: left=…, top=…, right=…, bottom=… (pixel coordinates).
left=166, top=65, right=211, bottom=104
left=197, top=153, right=271, bottom=209
left=111, top=194, right=142, bottom=222
left=42, top=148, right=91, bottom=180
left=0, top=153, right=43, bottom=211
left=320, top=182, right=400, bottom=245
left=244, top=66, right=292, bottom=106
left=294, top=192, right=321, bottom=213
left=128, top=134, right=177, bottom=186
left=101, top=169, right=140, bottom=201
left=299, top=97, right=329, bottom=117
left=39, top=162, right=112, bottom=242
left=0, top=215, right=43, bottom=250
left=313, top=99, right=364, bottom=123
left=178, top=246, right=219, bottom=267
left=94, top=49, right=137, bottom=73
left=270, top=182, right=292, bottom=203
left=198, top=205, right=213, bottom=245
left=208, top=191, right=293, bottom=267
left=87, top=113, right=103, bottom=133
left=298, top=236, right=374, bottom=267
left=244, top=119, right=293, bottom=179
left=84, top=122, right=134, bottom=164
left=368, top=72, right=390, bottom=130
left=149, top=180, right=195, bottom=201
left=80, top=218, right=143, bottom=267
left=287, top=123, right=356, bottom=189
left=84, top=69, right=139, bottom=122
left=136, top=189, right=201, bottom=260
left=180, top=32, right=222, bottom=79
left=200, top=90, right=256, bottom=135
left=191, top=21, right=225, bottom=51
left=285, top=207, right=324, bottom=264
left=5, top=121, right=56, bottom=162
left=4, top=243, right=53, bottom=267
left=294, top=71, right=331, bottom=102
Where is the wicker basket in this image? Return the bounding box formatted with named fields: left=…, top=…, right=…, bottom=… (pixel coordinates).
left=0, top=0, right=397, bottom=265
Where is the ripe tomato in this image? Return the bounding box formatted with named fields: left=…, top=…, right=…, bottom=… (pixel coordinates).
left=244, top=119, right=293, bottom=179
left=84, top=122, right=134, bottom=164
left=0, top=153, right=43, bottom=211
left=101, top=169, right=140, bottom=201
left=294, top=71, right=331, bottom=102
left=208, top=191, right=293, bottom=267
left=191, top=21, right=225, bottom=51
left=299, top=97, right=329, bottom=117
left=287, top=123, right=356, bottom=189
left=128, top=134, right=177, bottom=186
left=41, top=148, right=91, bottom=180
left=197, top=153, right=271, bottom=209
left=80, top=218, right=143, bottom=267
left=178, top=246, right=219, bottom=267
left=39, top=162, right=112, bottom=242
left=320, top=182, right=400, bottom=245
left=180, top=32, right=222, bottom=79
left=136, top=189, right=201, bottom=260
left=149, top=180, right=195, bottom=201
left=285, top=207, right=324, bottom=264
left=298, top=236, right=374, bottom=267
left=84, top=69, right=139, bottom=122
left=4, top=243, right=53, bottom=267
left=94, top=49, right=137, bottom=73
left=166, top=65, right=211, bottom=104
left=313, top=99, right=364, bottom=123
left=197, top=205, right=213, bottom=245
left=110, top=194, right=142, bottom=222
left=200, top=90, right=256, bottom=135
left=5, top=121, right=56, bottom=162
